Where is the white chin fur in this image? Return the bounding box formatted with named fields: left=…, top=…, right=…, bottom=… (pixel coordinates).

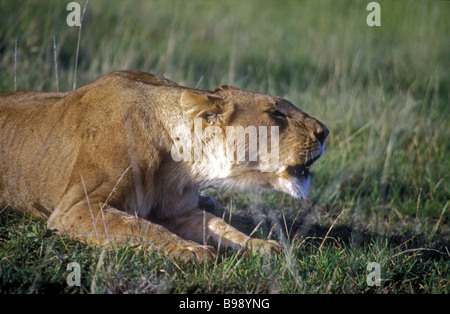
left=279, top=176, right=310, bottom=199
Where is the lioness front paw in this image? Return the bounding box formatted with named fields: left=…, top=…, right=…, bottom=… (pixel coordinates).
left=246, top=239, right=284, bottom=255
left=170, top=242, right=217, bottom=264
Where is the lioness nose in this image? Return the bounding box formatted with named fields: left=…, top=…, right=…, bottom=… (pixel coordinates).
left=312, top=120, right=329, bottom=145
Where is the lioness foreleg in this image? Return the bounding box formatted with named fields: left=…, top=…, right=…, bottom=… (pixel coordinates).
left=161, top=209, right=283, bottom=254
left=48, top=202, right=215, bottom=263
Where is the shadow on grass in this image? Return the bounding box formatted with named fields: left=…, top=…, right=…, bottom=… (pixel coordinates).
left=214, top=206, right=449, bottom=258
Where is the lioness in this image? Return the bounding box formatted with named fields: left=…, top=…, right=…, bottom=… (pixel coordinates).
left=0, top=71, right=328, bottom=263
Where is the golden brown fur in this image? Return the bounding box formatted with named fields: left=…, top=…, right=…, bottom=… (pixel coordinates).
left=0, top=71, right=328, bottom=263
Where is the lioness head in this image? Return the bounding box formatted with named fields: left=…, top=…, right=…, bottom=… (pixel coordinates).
left=174, top=86, right=329, bottom=199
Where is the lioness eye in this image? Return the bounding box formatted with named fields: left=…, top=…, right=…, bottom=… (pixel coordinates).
left=269, top=109, right=286, bottom=120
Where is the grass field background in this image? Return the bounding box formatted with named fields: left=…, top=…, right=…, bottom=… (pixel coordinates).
left=0, top=0, right=448, bottom=293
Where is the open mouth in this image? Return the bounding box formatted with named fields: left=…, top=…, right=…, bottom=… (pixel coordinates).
left=286, top=153, right=322, bottom=179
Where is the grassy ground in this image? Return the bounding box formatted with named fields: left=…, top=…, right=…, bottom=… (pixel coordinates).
left=0, top=0, right=449, bottom=294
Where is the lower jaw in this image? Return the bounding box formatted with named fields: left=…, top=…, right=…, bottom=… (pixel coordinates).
left=286, top=164, right=310, bottom=178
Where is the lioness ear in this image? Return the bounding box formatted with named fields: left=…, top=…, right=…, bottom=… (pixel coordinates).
left=180, top=90, right=234, bottom=124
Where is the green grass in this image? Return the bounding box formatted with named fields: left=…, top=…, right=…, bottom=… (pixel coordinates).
left=1, top=208, right=448, bottom=294
left=0, top=0, right=449, bottom=294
